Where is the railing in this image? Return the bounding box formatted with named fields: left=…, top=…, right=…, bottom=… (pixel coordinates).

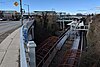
left=75, top=25, right=89, bottom=31
left=20, top=19, right=36, bottom=67
left=20, top=26, right=28, bottom=67
left=57, top=19, right=73, bottom=22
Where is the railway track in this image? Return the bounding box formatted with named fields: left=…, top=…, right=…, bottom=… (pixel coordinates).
left=49, top=37, right=74, bottom=67
left=36, top=27, right=86, bottom=67
left=35, top=26, right=71, bottom=67
left=36, top=36, right=58, bottom=67
left=58, top=32, right=84, bottom=67
left=58, top=49, right=81, bottom=67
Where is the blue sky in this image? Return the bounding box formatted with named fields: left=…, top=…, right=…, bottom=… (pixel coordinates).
left=0, top=0, right=100, bottom=14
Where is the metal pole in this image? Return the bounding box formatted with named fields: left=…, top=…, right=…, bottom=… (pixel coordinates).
left=24, top=4, right=30, bottom=18
left=28, top=5, right=29, bottom=17
left=20, top=0, right=23, bottom=25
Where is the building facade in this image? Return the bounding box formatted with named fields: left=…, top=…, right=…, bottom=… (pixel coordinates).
left=0, top=10, right=20, bottom=20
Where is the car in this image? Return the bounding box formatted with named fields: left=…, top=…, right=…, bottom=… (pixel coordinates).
left=0, top=18, right=7, bottom=21
left=2, top=18, right=7, bottom=21
left=0, top=18, right=3, bottom=21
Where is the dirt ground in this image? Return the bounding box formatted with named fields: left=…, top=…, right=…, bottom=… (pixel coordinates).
left=80, top=14, right=100, bottom=67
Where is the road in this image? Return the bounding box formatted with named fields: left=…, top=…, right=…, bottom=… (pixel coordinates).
left=0, top=21, right=21, bottom=43
left=0, top=21, right=21, bottom=35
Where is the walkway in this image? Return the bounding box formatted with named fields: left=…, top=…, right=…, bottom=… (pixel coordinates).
left=0, top=28, right=20, bottom=67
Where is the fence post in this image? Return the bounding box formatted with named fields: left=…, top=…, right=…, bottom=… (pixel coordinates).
left=27, top=41, right=36, bottom=67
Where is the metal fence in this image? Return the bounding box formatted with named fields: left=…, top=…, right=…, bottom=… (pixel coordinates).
left=20, top=19, right=36, bottom=67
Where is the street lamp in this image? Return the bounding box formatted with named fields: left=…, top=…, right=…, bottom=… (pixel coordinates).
left=24, top=4, right=30, bottom=17
left=20, top=0, right=23, bottom=25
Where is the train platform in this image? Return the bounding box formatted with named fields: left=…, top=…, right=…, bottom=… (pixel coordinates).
left=0, top=28, right=20, bottom=67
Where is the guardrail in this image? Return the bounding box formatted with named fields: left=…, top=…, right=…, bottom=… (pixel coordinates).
left=20, top=19, right=36, bottom=67
left=75, top=25, right=88, bottom=31
left=20, top=26, right=28, bottom=67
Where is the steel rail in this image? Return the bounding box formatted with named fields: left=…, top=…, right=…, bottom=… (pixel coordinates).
left=37, top=29, right=70, bottom=67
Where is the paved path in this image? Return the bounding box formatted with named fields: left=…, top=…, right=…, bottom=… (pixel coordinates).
left=0, top=28, right=20, bottom=67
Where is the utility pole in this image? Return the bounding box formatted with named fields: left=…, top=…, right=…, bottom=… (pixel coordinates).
left=24, top=4, right=30, bottom=17
left=28, top=5, right=29, bottom=16
left=20, top=0, right=23, bottom=25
